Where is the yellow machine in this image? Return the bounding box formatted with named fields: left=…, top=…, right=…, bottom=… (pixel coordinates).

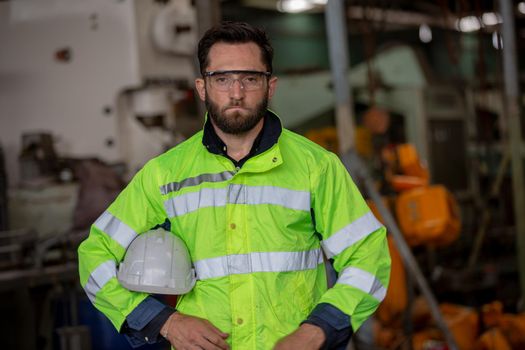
left=396, top=185, right=460, bottom=247
left=365, top=143, right=461, bottom=248
left=390, top=144, right=460, bottom=247
left=303, top=127, right=339, bottom=154
left=398, top=299, right=525, bottom=350
left=387, top=143, right=430, bottom=191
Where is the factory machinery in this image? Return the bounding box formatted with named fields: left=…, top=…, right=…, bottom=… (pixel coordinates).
left=0, top=0, right=199, bottom=349
left=0, top=0, right=523, bottom=349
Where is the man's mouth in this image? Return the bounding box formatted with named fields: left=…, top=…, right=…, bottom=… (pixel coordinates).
left=225, top=105, right=247, bottom=111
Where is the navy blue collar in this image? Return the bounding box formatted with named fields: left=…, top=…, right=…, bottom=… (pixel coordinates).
left=202, top=110, right=282, bottom=167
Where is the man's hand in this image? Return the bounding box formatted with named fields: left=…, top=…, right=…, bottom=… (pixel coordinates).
left=273, top=323, right=326, bottom=350
left=161, top=312, right=230, bottom=350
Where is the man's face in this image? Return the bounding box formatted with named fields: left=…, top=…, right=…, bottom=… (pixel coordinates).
left=195, top=42, right=277, bottom=135
left=204, top=87, right=269, bottom=135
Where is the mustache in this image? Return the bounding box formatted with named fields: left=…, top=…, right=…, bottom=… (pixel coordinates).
left=227, top=100, right=243, bottom=106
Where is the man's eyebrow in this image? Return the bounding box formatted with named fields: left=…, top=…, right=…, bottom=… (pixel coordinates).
left=203, top=70, right=271, bottom=76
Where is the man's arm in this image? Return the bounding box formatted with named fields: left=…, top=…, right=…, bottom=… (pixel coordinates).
left=78, top=161, right=167, bottom=331
left=275, top=152, right=391, bottom=349
left=311, top=152, right=390, bottom=345
left=120, top=296, right=230, bottom=349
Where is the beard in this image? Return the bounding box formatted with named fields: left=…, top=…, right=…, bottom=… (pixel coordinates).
left=205, top=93, right=268, bottom=135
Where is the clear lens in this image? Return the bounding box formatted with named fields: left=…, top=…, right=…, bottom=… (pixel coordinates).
left=207, top=71, right=267, bottom=91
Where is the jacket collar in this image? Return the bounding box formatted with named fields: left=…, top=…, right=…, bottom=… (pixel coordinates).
left=202, top=110, right=282, bottom=168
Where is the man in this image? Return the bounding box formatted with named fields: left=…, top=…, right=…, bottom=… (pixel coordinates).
left=78, top=22, right=390, bottom=350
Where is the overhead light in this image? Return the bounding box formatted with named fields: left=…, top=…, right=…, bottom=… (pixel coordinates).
left=482, top=12, right=502, bottom=26
left=519, top=2, right=525, bottom=15
left=277, top=0, right=315, bottom=13
left=456, top=15, right=481, bottom=32
left=419, top=24, right=432, bottom=43
left=492, top=32, right=503, bottom=50
left=310, top=0, right=327, bottom=4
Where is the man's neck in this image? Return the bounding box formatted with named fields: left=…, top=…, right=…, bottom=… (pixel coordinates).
left=212, top=119, right=264, bottom=162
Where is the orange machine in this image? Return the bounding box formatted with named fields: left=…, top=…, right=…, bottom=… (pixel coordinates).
left=386, top=144, right=430, bottom=191
left=369, top=144, right=461, bottom=247
left=475, top=329, right=512, bottom=350
left=381, top=144, right=461, bottom=247
left=480, top=301, right=525, bottom=349
left=303, top=126, right=339, bottom=154
left=395, top=185, right=461, bottom=247
left=408, top=299, right=525, bottom=350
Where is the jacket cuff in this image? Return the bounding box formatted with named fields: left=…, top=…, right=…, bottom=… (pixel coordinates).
left=301, top=303, right=352, bottom=350
left=121, top=296, right=174, bottom=348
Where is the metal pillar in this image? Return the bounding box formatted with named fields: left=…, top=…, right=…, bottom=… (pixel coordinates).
left=0, top=144, right=7, bottom=231
left=195, top=0, right=221, bottom=37
left=325, top=0, right=355, bottom=154
left=194, top=0, right=221, bottom=117
left=499, top=0, right=525, bottom=309
left=325, top=1, right=458, bottom=349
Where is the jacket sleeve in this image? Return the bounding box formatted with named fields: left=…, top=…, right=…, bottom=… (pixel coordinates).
left=77, top=159, right=167, bottom=330
left=121, top=296, right=173, bottom=347
left=311, top=152, right=391, bottom=332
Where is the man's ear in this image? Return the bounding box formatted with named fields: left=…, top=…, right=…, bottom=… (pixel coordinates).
left=267, top=76, right=278, bottom=100
left=195, top=78, right=206, bottom=101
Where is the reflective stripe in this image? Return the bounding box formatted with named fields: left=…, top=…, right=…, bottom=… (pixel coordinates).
left=194, top=249, right=323, bottom=280
left=337, top=266, right=387, bottom=301
left=160, top=171, right=234, bottom=195
left=84, top=260, right=117, bottom=303
left=93, top=211, right=138, bottom=249
left=321, top=212, right=383, bottom=258
left=164, top=185, right=311, bottom=218
left=229, top=185, right=310, bottom=211
left=164, top=187, right=228, bottom=218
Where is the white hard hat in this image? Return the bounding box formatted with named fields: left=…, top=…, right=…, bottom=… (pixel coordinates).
left=117, top=228, right=196, bottom=295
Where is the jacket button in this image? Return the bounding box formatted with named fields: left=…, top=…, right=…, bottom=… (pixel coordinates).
left=272, top=157, right=278, bottom=162
left=237, top=318, right=243, bottom=325
left=230, top=223, right=236, bottom=229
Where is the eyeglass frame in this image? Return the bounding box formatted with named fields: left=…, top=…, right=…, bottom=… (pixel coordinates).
left=202, top=70, right=272, bottom=91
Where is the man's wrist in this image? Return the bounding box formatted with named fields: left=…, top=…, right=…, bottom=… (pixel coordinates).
left=121, top=297, right=175, bottom=346
left=298, top=323, right=326, bottom=349
left=302, top=303, right=352, bottom=349
left=160, top=312, right=175, bottom=339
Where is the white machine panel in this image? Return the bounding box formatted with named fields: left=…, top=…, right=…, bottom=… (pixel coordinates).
left=0, top=0, right=197, bottom=185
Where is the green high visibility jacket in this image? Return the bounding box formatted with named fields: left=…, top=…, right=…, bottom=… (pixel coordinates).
left=78, top=113, right=390, bottom=349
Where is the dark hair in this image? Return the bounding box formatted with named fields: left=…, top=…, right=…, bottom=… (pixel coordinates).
left=197, top=21, right=273, bottom=75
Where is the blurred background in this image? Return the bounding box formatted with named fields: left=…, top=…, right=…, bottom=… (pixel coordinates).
left=1, top=0, right=525, bottom=349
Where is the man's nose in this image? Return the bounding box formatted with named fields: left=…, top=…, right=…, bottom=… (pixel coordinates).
left=229, top=79, right=245, bottom=99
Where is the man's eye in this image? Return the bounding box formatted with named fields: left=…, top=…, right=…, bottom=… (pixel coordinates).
left=214, top=77, right=228, bottom=84
left=244, top=76, right=258, bottom=83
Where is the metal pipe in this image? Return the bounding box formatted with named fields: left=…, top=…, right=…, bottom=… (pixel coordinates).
left=467, top=151, right=511, bottom=269
left=499, top=0, right=525, bottom=309
left=195, top=0, right=221, bottom=37
left=194, top=0, right=221, bottom=118
left=325, top=0, right=355, bottom=154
